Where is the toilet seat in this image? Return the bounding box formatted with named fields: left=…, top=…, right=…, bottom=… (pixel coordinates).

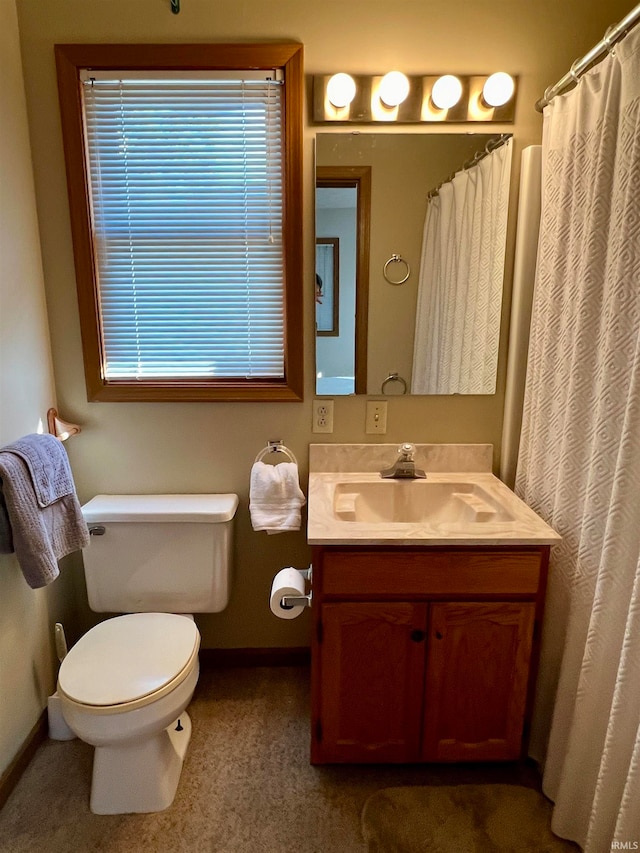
left=58, top=613, right=200, bottom=715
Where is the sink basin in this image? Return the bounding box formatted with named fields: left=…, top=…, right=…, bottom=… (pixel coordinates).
left=333, top=480, right=515, bottom=525
left=307, top=444, right=562, bottom=545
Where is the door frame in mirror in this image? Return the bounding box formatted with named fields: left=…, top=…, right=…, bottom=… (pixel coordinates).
left=316, top=166, right=371, bottom=395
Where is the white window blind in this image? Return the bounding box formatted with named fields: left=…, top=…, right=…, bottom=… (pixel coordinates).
left=81, top=71, right=285, bottom=380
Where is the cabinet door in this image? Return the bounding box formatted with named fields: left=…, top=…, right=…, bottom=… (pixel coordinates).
left=422, top=601, right=535, bottom=762
left=315, top=601, right=428, bottom=763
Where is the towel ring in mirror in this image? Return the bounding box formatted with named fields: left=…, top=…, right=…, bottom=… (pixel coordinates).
left=383, top=254, right=410, bottom=285
left=381, top=373, right=408, bottom=395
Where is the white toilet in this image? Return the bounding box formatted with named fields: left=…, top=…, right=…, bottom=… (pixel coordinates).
left=57, top=493, right=238, bottom=815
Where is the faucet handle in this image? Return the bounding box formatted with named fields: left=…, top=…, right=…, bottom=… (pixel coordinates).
left=380, top=442, right=425, bottom=478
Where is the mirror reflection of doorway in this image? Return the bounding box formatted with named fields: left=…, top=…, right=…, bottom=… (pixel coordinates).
left=315, top=167, right=370, bottom=395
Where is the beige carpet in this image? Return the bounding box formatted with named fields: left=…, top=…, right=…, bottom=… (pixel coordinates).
left=362, top=784, right=578, bottom=853
left=0, top=667, right=557, bottom=852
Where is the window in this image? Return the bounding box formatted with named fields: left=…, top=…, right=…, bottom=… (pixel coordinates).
left=55, top=44, right=303, bottom=401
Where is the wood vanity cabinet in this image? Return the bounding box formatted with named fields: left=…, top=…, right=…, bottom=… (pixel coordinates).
left=310, top=545, right=550, bottom=764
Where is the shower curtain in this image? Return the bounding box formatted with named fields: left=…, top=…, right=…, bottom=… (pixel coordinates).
left=516, top=24, right=640, bottom=853
left=411, top=138, right=512, bottom=394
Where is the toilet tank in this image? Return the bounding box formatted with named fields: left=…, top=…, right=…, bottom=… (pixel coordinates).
left=81, top=494, right=238, bottom=613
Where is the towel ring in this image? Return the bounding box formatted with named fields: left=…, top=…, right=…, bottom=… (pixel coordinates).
left=254, top=440, right=298, bottom=465
left=383, top=254, right=411, bottom=285
left=381, top=373, right=408, bottom=395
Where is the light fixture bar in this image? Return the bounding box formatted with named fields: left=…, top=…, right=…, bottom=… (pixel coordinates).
left=312, top=73, right=517, bottom=123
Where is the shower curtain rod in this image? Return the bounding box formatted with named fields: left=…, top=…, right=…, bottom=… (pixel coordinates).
left=536, top=2, right=640, bottom=111
left=426, top=134, right=510, bottom=200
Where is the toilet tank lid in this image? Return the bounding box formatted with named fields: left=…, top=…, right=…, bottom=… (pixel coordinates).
left=82, top=493, right=239, bottom=523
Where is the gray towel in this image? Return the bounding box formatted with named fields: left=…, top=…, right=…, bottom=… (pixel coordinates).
left=4, top=433, right=76, bottom=507
left=0, top=434, right=90, bottom=589
left=0, top=490, right=13, bottom=553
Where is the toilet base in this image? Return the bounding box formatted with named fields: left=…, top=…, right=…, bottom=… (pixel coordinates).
left=90, top=712, right=192, bottom=814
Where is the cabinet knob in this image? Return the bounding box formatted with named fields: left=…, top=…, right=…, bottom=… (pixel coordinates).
left=435, top=630, right=443, bottom=640
left=410, top=629, right=426, bottom=642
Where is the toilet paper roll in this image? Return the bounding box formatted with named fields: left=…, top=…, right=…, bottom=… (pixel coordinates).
left=270, top=568, right=306, bottom=620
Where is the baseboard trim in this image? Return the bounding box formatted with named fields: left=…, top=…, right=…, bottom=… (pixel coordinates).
left=0, top=710, right=48, bottom=811
left=199, top=646, right=310, bottom=668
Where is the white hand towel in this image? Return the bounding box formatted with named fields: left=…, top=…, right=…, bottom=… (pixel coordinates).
left=249, top=461, right=306, bottom=534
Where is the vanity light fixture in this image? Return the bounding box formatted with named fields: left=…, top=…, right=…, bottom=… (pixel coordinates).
left=313, top=72, right=517, bottom=123
left=431, top=75, right=463, bottom=110
left=378, top=71, right=410, bottom=107
left=481, top=72, right=516, bottom=108
left=326, top=73, right=357, bottom=108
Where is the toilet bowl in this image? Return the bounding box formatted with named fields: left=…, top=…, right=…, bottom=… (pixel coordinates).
left=58, top=612, right=200, bottom=814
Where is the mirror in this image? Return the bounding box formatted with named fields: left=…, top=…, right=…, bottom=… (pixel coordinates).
left=315, top=133, right=513, bottom=395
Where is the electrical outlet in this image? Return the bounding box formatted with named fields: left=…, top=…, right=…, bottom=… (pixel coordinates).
left=312, top=399, right=334, bottom=433
left=366, top=400, right=388, bottom=434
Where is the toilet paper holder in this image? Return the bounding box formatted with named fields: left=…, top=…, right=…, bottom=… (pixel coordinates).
left=280, top=566, right=312, bottom=610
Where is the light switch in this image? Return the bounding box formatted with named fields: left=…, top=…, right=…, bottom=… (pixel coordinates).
left=366, top=401, right=387, bottom=434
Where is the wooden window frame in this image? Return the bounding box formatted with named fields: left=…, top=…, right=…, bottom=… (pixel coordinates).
left=55, top=43, right=304, bottom=402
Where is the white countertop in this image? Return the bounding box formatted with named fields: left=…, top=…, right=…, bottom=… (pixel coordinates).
left=307, top=445, right=560, bottom=546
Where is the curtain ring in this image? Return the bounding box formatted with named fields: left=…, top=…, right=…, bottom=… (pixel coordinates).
left=383, top=254, right=411, bottom=285
left=603, top=26, right=617, bottom=55
left=381, top=373, right=408, bottom=395
left=568, top=59, right=581, bottom=84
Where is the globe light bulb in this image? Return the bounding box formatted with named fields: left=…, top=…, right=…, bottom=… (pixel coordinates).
left=379, top=71, right=410, bottom=107
left=482, top=72, right=515, bottom=107
left=326, top=73, right=356, bottom=108
left=431, top=75, right=463, bottom=110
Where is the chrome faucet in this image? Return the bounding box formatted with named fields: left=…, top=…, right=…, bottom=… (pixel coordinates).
left=380, top=443, right=426, bottom=479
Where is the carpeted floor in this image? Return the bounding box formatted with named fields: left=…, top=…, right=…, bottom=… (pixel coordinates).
left=0, top=666, right=568, bottom=852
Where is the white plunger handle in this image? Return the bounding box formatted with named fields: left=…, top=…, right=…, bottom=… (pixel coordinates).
left=54, top=623, right=68, bottom=662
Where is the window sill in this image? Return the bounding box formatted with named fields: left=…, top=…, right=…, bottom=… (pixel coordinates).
left=87, top=378, right=304, bottom=402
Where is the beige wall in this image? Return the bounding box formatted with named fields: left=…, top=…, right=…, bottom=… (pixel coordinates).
left=0, top=0, right=80, bottom=776
left=12, top=0, right=633, bottom=662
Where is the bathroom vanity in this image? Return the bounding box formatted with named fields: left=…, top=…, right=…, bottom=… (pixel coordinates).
left=307, top=444, right=560, bottom=765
